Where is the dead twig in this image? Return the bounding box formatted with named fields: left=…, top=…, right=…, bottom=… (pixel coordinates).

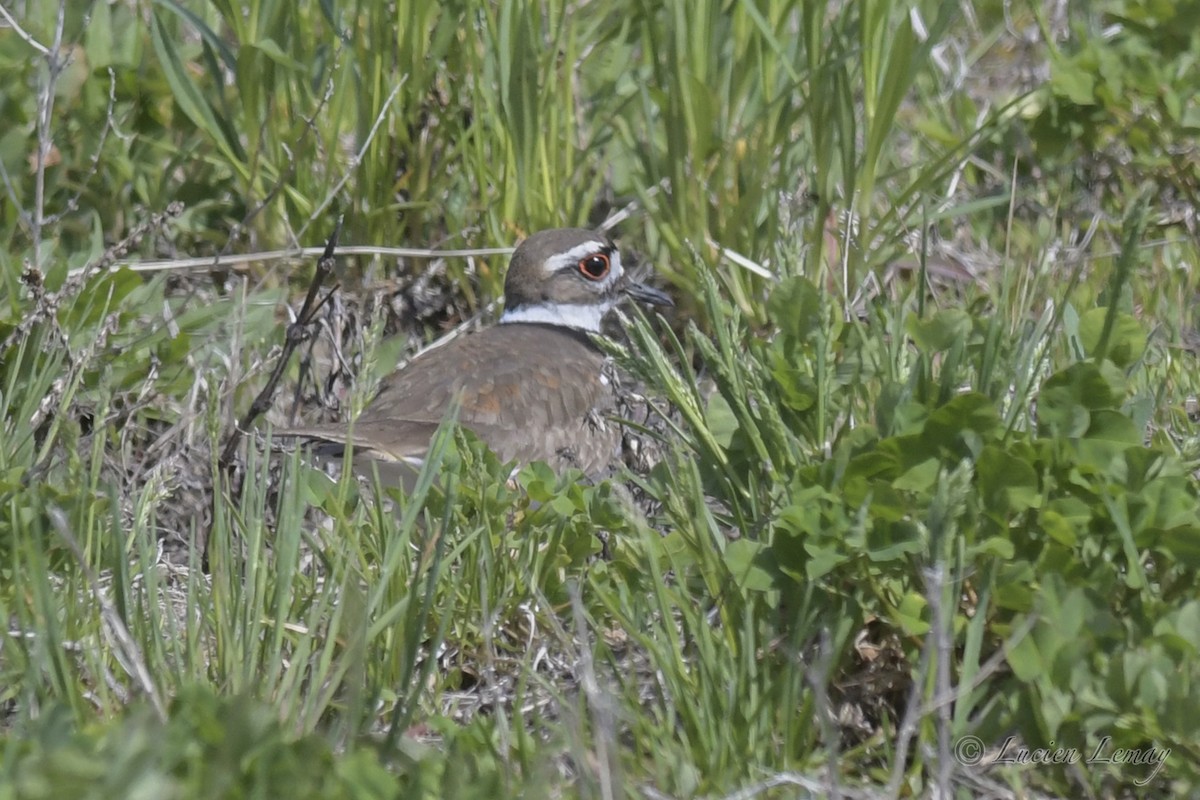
left=0, top=202, right=184, bottom=355
left=217, top=218, right=344, bottom=470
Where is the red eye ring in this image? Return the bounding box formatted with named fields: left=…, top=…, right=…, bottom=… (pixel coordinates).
left=578, top=253, right=611, bottom=280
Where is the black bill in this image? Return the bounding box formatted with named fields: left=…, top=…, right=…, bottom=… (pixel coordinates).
left=623, top=280, right=673, bottom=307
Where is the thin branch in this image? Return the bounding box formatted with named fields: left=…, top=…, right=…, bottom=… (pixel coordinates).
left=218, top=218, right=344, bottom=469
left=0, top=202, right=184, bottom=354
left=218, top=62, right=342, bottom=265
left=929, top=561, right=954, bottom=799
left=0, top=3, right=51, bottom=55
left=75, top=243, right=515, bottom=276
left=44, top=67, right=119, bottom=226
left=806, top=628, right=844, bottom=800
left=886, top=611, right=936, bottom=797
left=30, top=0, right=70, bottom=270
left=295, top=79, right=405, bottom=243
left=916, top=613, right=1036, bottom=718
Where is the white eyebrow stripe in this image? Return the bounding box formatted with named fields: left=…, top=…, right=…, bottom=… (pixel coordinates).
left=545, top=246, right=623, bottom=279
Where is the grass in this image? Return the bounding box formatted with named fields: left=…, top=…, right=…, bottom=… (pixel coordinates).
left=3, top=0, right=1200, bottom=797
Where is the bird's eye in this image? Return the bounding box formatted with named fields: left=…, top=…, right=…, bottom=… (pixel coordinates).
left=578, top=253, right=610, bottom=280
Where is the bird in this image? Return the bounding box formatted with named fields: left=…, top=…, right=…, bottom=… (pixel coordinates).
left=275, top=227, right=673, bottom=488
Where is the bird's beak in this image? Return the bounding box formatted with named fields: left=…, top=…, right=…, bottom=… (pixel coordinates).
left=623, top=279, right=673, bottom=308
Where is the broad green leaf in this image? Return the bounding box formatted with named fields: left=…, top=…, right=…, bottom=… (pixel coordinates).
left=1159, top=526, right=1200, bottom=568
left=1038, top=362, right=1126, bottom=437
left=866, top=519, right=923, bottom=562
left=1085, top=409, right=1141, bottom=444
left=766, top=276, right=822, bottom=342
left=770, top=349, right=818, bottom=413
left=977, top=445, right=1040, bottom=515
left=923, top=392, right=1001, bottom=453
left=723, top=539, right=775, bottom=593
left=906, top=309, right=971, bottom=353
left=892, top=457, right=939, bottom=493
left=891, top=590, right=929, bottom=637
left=1078, top=307, right=1146, bottom=369
left=803, top=543, right=849, bottom=581
left=1039, top=509, right=1079, bottom=547
left=1006, top=623, right=1045, bottom=681
left=704, top=393, right=738, bottom=448
left=1051, top=57, right=1098, bottom=105
left=84, top=0, right=114, bottom=68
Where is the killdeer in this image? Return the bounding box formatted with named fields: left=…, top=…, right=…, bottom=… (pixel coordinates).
left=277, top=228, right=672, bottom=486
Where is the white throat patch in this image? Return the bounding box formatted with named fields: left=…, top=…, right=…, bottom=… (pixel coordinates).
left=500, top=302, right=609, bottom=332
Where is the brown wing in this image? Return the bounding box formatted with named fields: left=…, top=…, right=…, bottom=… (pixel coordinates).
left=282, top=324, right=619, bottom=474
left=274, top=419, right=440, bottom=463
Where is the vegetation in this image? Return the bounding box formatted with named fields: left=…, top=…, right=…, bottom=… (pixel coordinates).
left=2, top=0, right=1199, bottom=797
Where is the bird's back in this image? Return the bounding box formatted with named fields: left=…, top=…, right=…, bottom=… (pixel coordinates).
left=292, top=323, right=620, bottom=476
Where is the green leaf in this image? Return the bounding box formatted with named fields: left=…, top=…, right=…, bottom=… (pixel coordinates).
left=704, top=393, right=738, bottom=448
left=250, top=38, right=304, bottom=70
left=891, top=590, right=929, bottom=636
left=1040, top=509, right=1079, bottom=547
left=803, top=543, right=849, bottom=581
left=977, top=445, right=1040, bottom=515
left=1155, top=602, right=1200, bottom=658
left=994, top=562, right=1036, bottom=611
left=150, top=12, right=244, bottom=163
left=1078, top=307, right=1146, bottom=368
left=84, top=0, right=114, bottom=68
left=724, top=539, right=775, bottom=592
left=519, top=461, right=558, bottom=502
left=906, top=309, right=971, bottom=353
left=766, top=276, right=822, bottom=342
left=154, top=0, right=238, bottom=69
left=1159, top=526, right=1200, bottom=568
left=893, top=457, right=939, bottom=493
left=866, top=519, right=923, bottom=562
left=1085, top=409, right=1141, bottom=444
left=968, top=536, right=1015, bottom=559
left=923, top=392, right=1000, bottom=454
left=61, top=268, right=142, bottom=331
left=1038, top=362, right=1126, bottom=437
left=769, top=348, right=818, bottom=412
left=1006, top=622, right=1045, bottom=680
left=1051, top=56, right=1098, bottom=105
